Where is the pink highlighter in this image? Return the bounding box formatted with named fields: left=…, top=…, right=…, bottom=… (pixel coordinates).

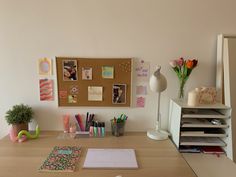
left=89, top=121, right=94, bottom=137
left=63, top=114, right=70, bottom=133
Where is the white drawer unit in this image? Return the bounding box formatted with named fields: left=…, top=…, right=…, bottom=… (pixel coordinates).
left=169, top=99, right=233, bottom=160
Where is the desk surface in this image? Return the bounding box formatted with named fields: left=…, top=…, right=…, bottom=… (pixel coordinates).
left=0, top=132, right=196, bottom=177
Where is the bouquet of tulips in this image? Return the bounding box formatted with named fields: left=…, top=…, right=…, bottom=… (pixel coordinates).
left=169, top=57, right=198, bottom=98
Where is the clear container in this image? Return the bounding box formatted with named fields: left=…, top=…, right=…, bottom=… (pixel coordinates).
left=110, top=120, right=125, bottom=137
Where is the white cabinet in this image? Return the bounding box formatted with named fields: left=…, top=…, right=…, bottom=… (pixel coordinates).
left=169, top=99, right=233, bottom=160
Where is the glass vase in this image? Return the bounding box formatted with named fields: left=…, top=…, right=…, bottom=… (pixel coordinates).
left=178, top=77, right=187, bottom=100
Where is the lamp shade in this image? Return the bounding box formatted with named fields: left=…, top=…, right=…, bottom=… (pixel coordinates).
left=149, top=66, right=167, bottom=93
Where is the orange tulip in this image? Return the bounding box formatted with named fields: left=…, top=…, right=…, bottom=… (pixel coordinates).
left=186, top=60, right=193, bottom=69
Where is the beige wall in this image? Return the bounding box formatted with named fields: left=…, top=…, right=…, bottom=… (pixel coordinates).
left=1, top=0, right=236, bottom=138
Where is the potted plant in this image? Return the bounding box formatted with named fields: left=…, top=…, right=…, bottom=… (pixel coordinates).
left=5, top=104, right=34, bottom=134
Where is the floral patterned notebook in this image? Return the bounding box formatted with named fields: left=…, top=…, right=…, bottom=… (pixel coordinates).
left=39, top=146, right=81, bottom=172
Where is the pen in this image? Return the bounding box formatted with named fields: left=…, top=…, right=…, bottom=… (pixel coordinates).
left=89, top=114, right=92, bottom=122
left=122, top=114, right=127, bottom=122
left=75, top=114, right=85, bottom=131
left=85, top=112, right=89, bottom=131
left=117, top=116, right=121, bottom=123
left=91, top=114, right=94, bottom=122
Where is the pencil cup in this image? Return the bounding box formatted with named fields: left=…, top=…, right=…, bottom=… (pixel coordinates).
left=110, top=120, right=125, bottom=137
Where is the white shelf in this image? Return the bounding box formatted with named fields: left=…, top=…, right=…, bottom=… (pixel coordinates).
left=182, top=109, right=229, bottom=119
left=172, top=99, right=230, bottom=109
left=181, top=132, right=227, bottom=138
left=180, top=137, right=226, bottom=146
left=181, top=124, right=228, bottom=128
left=169, top=99, right=232, bottom=159
left=181, top=118, right=228, bottom=128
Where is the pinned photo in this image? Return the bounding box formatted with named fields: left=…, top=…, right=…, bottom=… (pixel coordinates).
left=102, top=66, right=114, bottom=79
left=112, top=84, right=126, bottom=104
left=59, top=90, right=67, bottom=99
left=70, top=85, right=79, bottom=95
left=82, top=67, right=92, bottom=80
left=63, top=60, right=78, bottom=81
left=68, top=95, right=77, bottom=103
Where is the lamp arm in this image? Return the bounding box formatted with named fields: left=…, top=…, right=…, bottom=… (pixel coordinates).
left=156, top=92, right=161, bottom=131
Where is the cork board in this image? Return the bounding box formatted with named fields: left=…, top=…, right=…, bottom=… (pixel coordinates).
left=56, top=57, right=132, bottom=107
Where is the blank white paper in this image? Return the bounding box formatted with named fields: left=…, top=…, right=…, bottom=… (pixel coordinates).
left=83, top=148, right=138, bottom=169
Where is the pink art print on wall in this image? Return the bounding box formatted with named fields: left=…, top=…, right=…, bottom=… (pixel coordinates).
left=39, top=79, right=54, bottom=101
left=136, top=97, right=145, bottom=108
left=136, top=85, right=147, bottom=95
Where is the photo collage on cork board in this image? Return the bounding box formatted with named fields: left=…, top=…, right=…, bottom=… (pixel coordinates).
left=57, top=58, right=131, bottom=106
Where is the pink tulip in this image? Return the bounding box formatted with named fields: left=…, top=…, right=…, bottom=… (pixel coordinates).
left=169, top=60, right=177, bottom=68
left=177, top=57, right=184, bottom=67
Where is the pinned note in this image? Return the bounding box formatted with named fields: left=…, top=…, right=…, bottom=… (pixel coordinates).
left=88, top=86, right=103, bottom=101
left=135, top=60, right=150, bottom=82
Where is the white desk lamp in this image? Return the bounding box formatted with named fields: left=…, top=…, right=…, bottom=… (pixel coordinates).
left=147, top=66, right=169, bottom=140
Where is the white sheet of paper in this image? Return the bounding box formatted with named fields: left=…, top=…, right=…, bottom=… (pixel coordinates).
left=88, top=86, right=103, bottom=101
left=136, top=60, right=150, bottom=82
left=83, top=148, right=138, bottom=169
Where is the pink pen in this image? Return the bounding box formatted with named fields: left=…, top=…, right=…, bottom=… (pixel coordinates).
left=75, top=114, right=85, bottom=131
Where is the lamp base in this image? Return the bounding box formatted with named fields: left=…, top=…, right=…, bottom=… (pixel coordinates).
left=147, top=129, right=168, bottom=140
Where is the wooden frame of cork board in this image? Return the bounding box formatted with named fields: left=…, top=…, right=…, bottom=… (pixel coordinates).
left=56, top=57, right=132, bottom=107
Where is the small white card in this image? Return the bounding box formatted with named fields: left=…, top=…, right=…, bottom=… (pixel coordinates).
left=88, top=86, right=103, bottom=101
left=82, top=67, right=92, bottom=80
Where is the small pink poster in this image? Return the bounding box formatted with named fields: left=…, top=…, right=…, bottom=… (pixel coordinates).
left=136, top=97, right=145, bottom=108
left=136, top=85, right=147, bottom=95
left=39, top=79, right=54, bottom=101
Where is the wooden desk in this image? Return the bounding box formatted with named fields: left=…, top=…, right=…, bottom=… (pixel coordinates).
left=0, top=132, right=196, bottom=177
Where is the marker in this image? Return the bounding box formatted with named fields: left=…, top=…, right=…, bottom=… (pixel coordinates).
left=89, top=121, right=94, bottom=137
left=98, top=122, right=101, bottom=137
left=94, top=121, right=98, bottom=137
left=117, top=116, right=121, bottom=123
left=101, top=122, right=105, bottom=137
